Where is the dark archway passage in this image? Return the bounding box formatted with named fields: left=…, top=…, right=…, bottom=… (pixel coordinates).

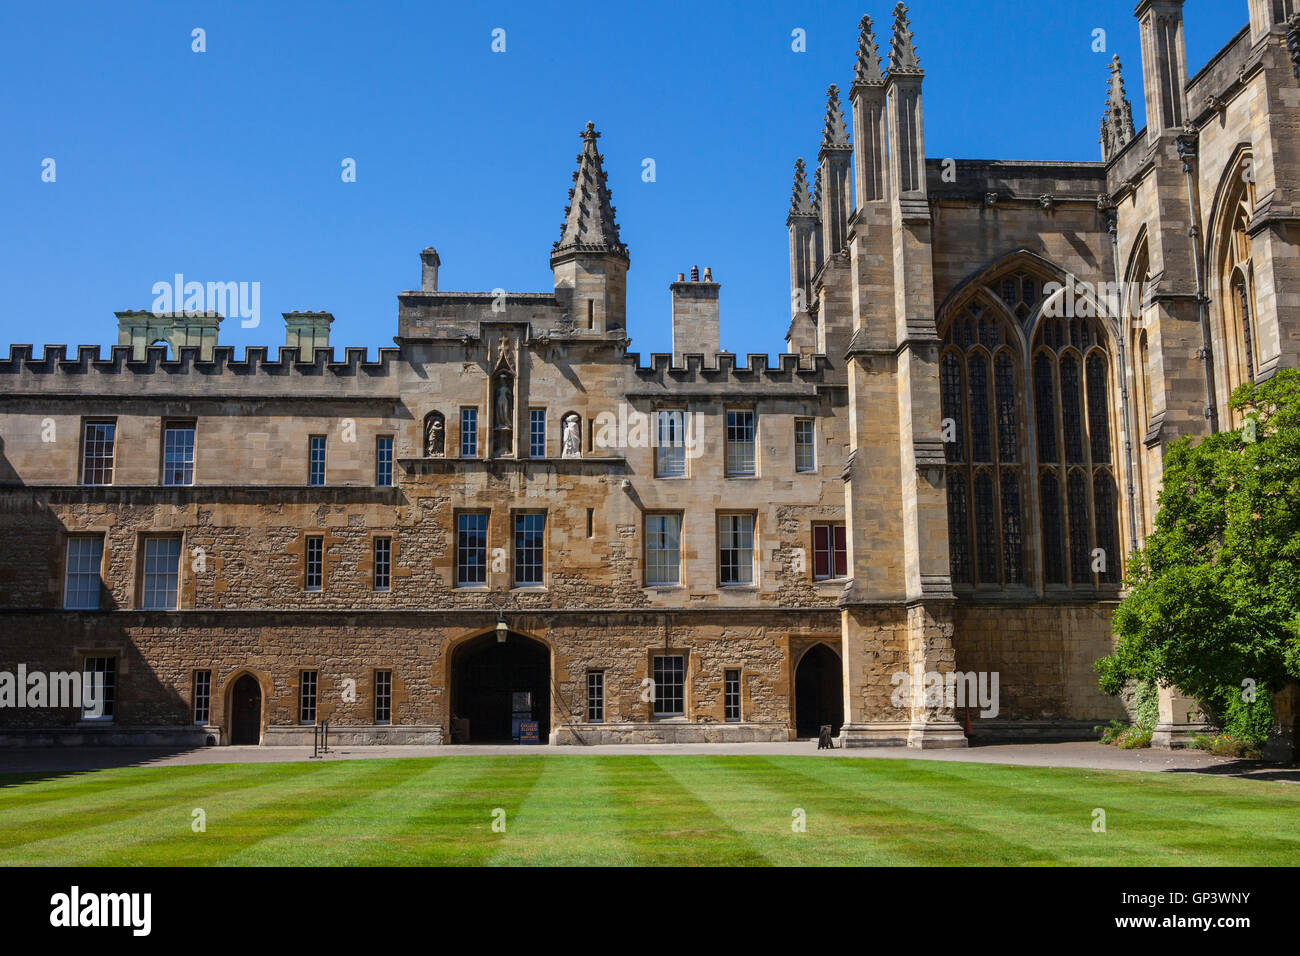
left=450, top=633, right=550, bottom=743
left=230, top=674, right=262, bottom=745
left=794, top=644, right=843, bottom=739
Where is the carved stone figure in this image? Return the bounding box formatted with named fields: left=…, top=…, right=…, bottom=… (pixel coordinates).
left=495, top=379, right=513, bottom=428
left=562, top=413, right=581, bottom=458
left=424, top=413, right=445, bottom=457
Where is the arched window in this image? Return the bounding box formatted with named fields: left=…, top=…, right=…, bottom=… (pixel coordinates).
left=1032, top=312, right=1120, bottom=587
left=941, top=298, right=1025, bottom=588
left=1213, top=155, right=1260, bottom=427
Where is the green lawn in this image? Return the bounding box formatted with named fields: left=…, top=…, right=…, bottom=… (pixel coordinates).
left=0, top=755, right=1295, bottom=866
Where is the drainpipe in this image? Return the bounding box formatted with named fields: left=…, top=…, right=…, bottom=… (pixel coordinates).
left=1103, top=199, right=1141, bottom=554
left=1176, top=130, right=1219, bottom=435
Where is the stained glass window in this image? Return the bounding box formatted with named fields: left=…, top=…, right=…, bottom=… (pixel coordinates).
left=968, top=353, right=991, bottom=463
left=940, top=297, right=1024, bottom=589
left=1034, top=354, right=1057, bottom=463
left=1087, top=353, right=1111, bottom=465
left=1034, top=309, right=1120, bottom=589
left=941, top=352, right=965, bottom=463
left=1000, top=471, right=1023, bottom=584
left=1094, top=472, right=1120, bottom=585
left=974, top=470, right=999, bottom=584
left=995, top=351, right=1017, bottom=463
left=946, top=470, right=971, bottom=585
left=1060, top=354, right=1085, bottom=465
left=1040, top=472, right=1064, bottom=585
left=1067, top=470, right=1091, bottom=584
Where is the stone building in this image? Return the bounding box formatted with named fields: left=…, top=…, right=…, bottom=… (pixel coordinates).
left=1, top=1, right=1297, bottom=752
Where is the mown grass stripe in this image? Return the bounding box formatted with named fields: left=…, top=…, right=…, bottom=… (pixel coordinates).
left=488, top=755, right=634, bottom=866
left=221, top=757, right=459, bottom=866
left=5, top=760, right=373, bottom=866
left=595, top=756, right=771, bottom=866
left=772, top=757, right=1300, bottom=866
left=1, top=754, right=1296, bottom=866
left=657, top=755, right=1061, bottom=865
left=384, top=755, right=548, bottom=866
left=0, top=762, right=323, bottom=857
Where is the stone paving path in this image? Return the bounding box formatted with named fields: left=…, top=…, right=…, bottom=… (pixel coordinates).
left=0, top=740, right=1294, bottom=782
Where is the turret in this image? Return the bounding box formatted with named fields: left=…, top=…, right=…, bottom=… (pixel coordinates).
left=550, top=122, right=629, bottom=334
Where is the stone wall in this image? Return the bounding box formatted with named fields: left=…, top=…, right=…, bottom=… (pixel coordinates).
left=0, top=609, right=840, bottom=745
left=953, top=602, right=1128, bottom=740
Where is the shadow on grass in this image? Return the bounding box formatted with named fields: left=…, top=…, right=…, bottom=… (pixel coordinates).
left=1163, top=759, right=1300, bottom=783
left=0, top=745, right=211, bottom=788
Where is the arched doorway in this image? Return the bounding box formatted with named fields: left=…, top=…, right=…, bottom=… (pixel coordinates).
left=229, top=674, right=262, bottom=745
left=794, top=644, right=843, bottom=739
left=450, top=632, right=550, bottom=743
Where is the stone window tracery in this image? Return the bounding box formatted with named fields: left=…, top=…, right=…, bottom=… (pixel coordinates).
left=940, top=298, right=1025, bottom=588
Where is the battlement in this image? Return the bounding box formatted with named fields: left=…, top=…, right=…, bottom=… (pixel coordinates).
left=627, top=351, right=837, bottom=397
left=0, top=343, right=403, bottom=384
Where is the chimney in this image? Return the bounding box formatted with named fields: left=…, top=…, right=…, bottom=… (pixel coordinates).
left=420, top=247, right=440, bottom=292
left=284, top=311, right=335, bottom=352
left=671, top=267, right=720, bottom=364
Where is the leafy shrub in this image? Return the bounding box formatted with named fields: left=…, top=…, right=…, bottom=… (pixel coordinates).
left=1134, top=679, right=1160, bottom=732
left=1191, top=733, right=1262, bottom=759
left=1095, top=720, right=1129, bottom=745
left=1116, top=728, right=1153, bottom=749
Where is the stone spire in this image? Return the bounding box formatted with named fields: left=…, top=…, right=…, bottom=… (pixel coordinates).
left=822, top=84, right=851, bottom=149
left=854, top=15, right=885, bottom=87
left=551, top=121, right=628, bottom=264
left=811, top=164, right=824, bottom=217
left=888, top=2, right=923, bottom=75
left=789, top=158, right=814, bottom=218
left=1100, top=54, right=1136, bottom=162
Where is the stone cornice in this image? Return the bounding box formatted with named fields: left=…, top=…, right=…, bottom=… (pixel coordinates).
left=398, top=456, right=628, bottom=475
left=0, top=484, right=402, bottom=505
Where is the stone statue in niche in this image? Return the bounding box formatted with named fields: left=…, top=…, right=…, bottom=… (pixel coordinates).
left=562, top=413, right=581, bottom=458
left=492, top=375, right=514, bottom=457
left=424, top=412, right=445, bottom=457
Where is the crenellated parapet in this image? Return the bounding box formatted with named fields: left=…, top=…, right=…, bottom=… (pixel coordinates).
left=629, top=350, right=833, bottom=382
left=0, top=342, right=403, bottom=387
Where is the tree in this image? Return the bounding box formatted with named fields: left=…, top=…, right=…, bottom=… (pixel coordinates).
left=1096, top=368, right=1300, bottom=714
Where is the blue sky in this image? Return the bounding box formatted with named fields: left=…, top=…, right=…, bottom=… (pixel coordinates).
left=0, top=0, right=1247, bottom=360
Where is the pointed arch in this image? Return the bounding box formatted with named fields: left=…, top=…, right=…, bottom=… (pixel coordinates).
left=1030, top=303, right=1121, bottom=590
left=938, top=285, right=1033, bottom=590
left=934, top=248, right=1072, bottom=326
left=1206, top=144, right=1260, bottom=426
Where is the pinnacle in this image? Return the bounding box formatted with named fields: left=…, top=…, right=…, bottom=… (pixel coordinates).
left=789, top=158, right=814, bottom=218
left=854, top=15, right=885, bottom=86
left=1100, top=55, right=1135, bottom=161
left=822, top=84, right=851, bottom=149
left=889, top=2, right=922, bottom=76
left=552, top=121, right=628, bottom=263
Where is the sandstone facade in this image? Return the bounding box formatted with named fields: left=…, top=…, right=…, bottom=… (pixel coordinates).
left=2, top=3, right=1297, bottom=749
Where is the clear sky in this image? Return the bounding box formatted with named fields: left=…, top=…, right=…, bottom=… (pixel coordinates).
left=0, top=0, right=1248, bottom=361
